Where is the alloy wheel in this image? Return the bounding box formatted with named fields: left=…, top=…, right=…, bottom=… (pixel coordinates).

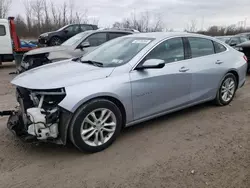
left=80, top=108, right=117, bottom=147
left=221, top=77, right=236, bottom=102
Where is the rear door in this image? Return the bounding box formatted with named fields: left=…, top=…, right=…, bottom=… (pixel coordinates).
left=186, top=37, right=227, bottom=102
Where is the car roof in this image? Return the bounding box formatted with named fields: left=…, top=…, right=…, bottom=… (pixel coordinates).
left=127, top=32, right=213, bottom=40
left=88, top=29, right=134, bottom=34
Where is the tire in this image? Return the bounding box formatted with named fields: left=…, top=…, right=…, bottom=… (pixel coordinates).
left=49, top=37, right=62, bottom=46
left=69, top=99, right=123, bottom=153
left=214, top=73, right=237, bottom=106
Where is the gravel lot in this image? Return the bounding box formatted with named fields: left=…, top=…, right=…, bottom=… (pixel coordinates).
left=1, top=63, right=250, bottom=188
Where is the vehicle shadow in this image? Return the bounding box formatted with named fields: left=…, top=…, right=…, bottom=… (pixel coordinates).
left=24, top=102, right=214, bottom=156
left=121, top=102, right=213, bottom=136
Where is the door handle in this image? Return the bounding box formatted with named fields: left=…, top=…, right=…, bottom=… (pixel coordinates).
left=215, top=60, right=223, bottom=64
left=179, top=67, right=189, bottom=72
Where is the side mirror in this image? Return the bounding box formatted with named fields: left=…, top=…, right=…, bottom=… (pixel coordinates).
left=64, top=30, right=69, bottom=33
left=80, top=41, right=90, bottom=49
left=136, top=59, right=165, bottom=70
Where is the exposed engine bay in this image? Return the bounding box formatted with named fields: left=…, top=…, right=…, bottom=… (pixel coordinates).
left=7, top=87, right=70, bottom=143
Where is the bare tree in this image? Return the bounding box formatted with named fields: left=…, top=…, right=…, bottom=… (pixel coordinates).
left=43, top=0, right=50, bottom=32
left=31, top=0, right=44, bottom=34
left=0, top=0, right=12, bottom=18
left=113, top=11, right=163, bottom=32
left=186, top=19, right=197, bottom=32
left=62, top=1, right=67, bottom=25
left=23, top=0, right=33, bottom=33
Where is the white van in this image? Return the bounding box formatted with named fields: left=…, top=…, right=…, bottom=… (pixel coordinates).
left=0, top=19, right=14, bottom=64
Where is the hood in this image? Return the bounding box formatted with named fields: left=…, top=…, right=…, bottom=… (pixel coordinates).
left=11, top=60, right=114, bottom=90
left=40, top=31, right=55, bottom=36
left=25, top=46, right=70, bottom=55
left=237, top=41, right=250, bottom=48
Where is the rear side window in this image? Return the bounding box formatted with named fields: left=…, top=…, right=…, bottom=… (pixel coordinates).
left=0, top=25, right=6, bottom=36
left=80, top=25, right=94, bottom=32
left=108, top=32, right=130, bottom=40
left=213, top=41, right=227, bottom=53
left=188, top=37, right=214, bottom=58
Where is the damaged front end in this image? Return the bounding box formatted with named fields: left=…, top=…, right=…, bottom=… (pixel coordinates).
left=18, top=53, right=51, bottom=73
left=7, top=87, right=72, bottom=144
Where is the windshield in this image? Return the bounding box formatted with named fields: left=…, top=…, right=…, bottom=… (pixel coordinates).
left=57, top=25, right=70, bottom=31
left=81, top=36, right=154, bottom=67
left=62, top=31, right=92, bottom=46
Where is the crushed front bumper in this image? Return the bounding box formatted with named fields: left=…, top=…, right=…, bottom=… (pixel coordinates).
left=5, top=107, right=73, bottom=145
left=6, top=109, right=38, bottom=143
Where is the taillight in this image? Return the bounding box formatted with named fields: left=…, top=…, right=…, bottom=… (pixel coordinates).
left=243, top=55, right=248, bottom=62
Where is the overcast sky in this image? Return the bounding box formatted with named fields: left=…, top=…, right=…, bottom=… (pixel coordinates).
left=10, top=0, right=250, bottom=30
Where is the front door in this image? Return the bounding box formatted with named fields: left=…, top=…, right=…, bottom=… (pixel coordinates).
left=130, top=37, right=192, bottom=120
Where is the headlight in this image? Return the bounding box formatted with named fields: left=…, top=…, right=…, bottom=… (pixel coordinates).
left=41, top=33, right=49, bottom=38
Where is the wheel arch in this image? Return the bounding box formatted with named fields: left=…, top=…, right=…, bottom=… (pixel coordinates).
left=49, top=35, right=62, bottom=45
left=61, top=95, right=127, bottom=145
left=217, top=69, right=239, bottom=90
left=227, top=70, right=239, bottom=88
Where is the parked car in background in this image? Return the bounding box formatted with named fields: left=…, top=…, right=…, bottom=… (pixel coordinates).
left=38, top=24, right=98, bottom=46
left=215, top=35, right=249, bottom=48
left=9, top=32, right=247, bottom=153
left=19, top=29, right=134, bottom=73
left=226, top=36, right=249, bottom=47
left=236, top=32, right=250, bottom=40
left=215, top=36, right=233, bottom=43
left=237, top=41, right=250, bottom=72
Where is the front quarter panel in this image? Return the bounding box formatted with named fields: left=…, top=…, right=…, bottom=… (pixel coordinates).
left=58, top=69, right=133, bottom=123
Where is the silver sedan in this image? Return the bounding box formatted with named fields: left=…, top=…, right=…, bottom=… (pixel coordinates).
left=11, top=32, right=247, bottom=152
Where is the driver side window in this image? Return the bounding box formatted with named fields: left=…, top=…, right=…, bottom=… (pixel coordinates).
left=144, top=37, right=184, bottom=63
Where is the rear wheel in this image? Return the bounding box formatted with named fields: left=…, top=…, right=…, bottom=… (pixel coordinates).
left=49, top=37, right=62, bottom=46
left=70, top=99, right=122, bottom=153
left=214, top=73, right=237, bottom=106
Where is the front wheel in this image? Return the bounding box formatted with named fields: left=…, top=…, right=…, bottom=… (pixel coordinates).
left=49, top=37, right=62, bottom=46
left=214, top=73, right=237, bottom=106
left=70, top=99, right=123, bottom=153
